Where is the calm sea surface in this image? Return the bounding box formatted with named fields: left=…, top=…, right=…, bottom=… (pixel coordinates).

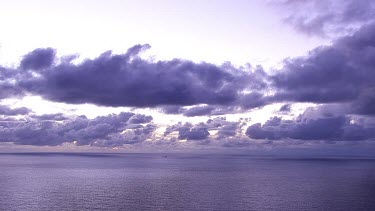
left=0, top=153, right=374, bottom=211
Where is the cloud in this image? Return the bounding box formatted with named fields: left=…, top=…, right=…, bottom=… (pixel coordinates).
left=0, top=78, right=23, bottom=100
left=30, top=113, right=68, bottom=121
left=206, top=117, right=243, bottom=139
left=182, top=105, right=239, bottom=117
left=179, top=127, right=210, bottom=141
left=271, top=22, right=375, bottom=115
left=159, top=105, right=183, bottom=114
left=14, top=45, right=269, bottom=108
left=0, top=112, right=154, bottom=146
left=222, top=139, right=253, bottom=148
left=235, top=92, right=269, bottom=109
left=159, top=104, right=242, bottom=117
left=127, top=114, right=153, bottom=124
left=2, top=8, right=375, bottom=151
left=93, top=123, right=156, bottom=147
left=164, top=122, right=210, bottom=141
left=20, top=48, right=56, bottom=70
left=0, top=105, right=30, bottom=116
left=182, top=105, right=216, bottom=117
left=274, top=0, right=375, bottom=37
left=0, top=65, right=25, bottom=100
left=0, top=46, right=274, bottom=111
left=246, top=107, right=375, bottom=141
left=163, top=117, right=247, bottom=146
left=351, top=87, right=375, bottom=115
left=279, top=104, right=291, bottom=112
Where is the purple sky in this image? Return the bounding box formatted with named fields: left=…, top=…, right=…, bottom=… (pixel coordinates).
left=0, top=0, right=375, bottom=154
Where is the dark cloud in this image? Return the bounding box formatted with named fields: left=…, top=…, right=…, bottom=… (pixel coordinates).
left=159, top=105, right=183, bottom=114
left=279, top=104, right=291, bottom=112
left=15, top=45, right=269, bottom=108
left=30, top=113, right=68, bottom=121
left=272, top=47, right=358, bottom=103
left=159, top=104, right=240, bottom=117
left=94, top=123, right=156, bottom=147
left=0, top=66, right=18, bottom=80
left=164, top=117, right=245, bottom=145
left=351, top=87, right=375, bottom=115
left=0, top=46, right=274, bottom=111
left=0, top=112, right=154, bottom=146
left=275, top=0, right=375, bottom=37
left=164, top=122, right=210, bottom=142
left=0, top=66, right=24, bottom=99
left=0, top=82, right=23, bottom=100
left=164, top=122, right=210, bottom=140
left=206, top=117, right=241, bottom=139
left=179, top=127, right=210, bottom=141
left=271, top=23, right=375, bottom=115
left=246, top=107, right=375, bottom=141
left=236, top=92, right=269, bottom=109
left=1, top=46, right=271, bottom=113
left=127, top=114, right=153, bottom=124
left=0, top=105, right=30, bottom=116
left=163, top=122, right=189, bottom=136
left=182, top=105, right=216, bottom=117
left=20, top=48, right=56, bottom=70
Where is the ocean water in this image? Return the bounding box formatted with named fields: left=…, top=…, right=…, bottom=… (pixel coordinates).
left=0, top=153, right=374, bottom=211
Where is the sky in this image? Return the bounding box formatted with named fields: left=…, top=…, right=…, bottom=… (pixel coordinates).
left=0, top=0, right=375, bottom=154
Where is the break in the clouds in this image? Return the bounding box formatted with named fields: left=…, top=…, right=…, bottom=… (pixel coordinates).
left=276, top=0, right=375, bottom=37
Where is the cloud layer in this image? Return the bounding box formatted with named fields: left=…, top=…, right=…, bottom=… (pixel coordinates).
left=1, top=1, right=375, bottom=149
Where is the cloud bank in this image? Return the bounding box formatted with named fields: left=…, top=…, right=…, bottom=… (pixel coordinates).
left=0, top=112, right=155, bottom=147
left=14, top=45, right=268, bottom=108
left=246, top=107, right=375, bottom=142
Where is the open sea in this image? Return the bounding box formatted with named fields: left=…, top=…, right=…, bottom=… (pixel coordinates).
left=0, top=153, right=374, bottom=211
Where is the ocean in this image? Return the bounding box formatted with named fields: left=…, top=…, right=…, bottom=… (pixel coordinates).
left=0, top=153, right=374, bottom=210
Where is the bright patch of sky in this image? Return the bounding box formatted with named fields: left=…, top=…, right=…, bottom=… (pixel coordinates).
left=0, top=0, right=326, bottom=69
